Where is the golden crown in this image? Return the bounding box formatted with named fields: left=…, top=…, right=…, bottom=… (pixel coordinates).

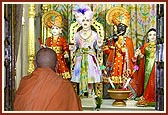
left=42, top=10, right=62, bottom=28
left=106, top=6, right=130, bottom=27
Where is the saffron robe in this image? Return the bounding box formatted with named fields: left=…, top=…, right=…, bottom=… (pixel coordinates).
left=14, top=68, right=82, bottom=111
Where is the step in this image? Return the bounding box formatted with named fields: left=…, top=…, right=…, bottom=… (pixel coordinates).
left=81, top=98, right=155, bottom=112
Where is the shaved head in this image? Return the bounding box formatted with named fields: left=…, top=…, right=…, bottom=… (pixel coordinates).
left=35, top=48, right=57, bottom=71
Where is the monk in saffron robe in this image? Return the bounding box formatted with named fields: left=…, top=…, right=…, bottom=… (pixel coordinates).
left=14, top=48, right=82, bottom=111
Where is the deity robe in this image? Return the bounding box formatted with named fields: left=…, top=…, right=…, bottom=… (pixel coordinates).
left=14, top=68, right=82, bottom=111
left=45, top=36, right=70, bottom=79
left=71, top=31, right=102, bottom=95
left=104, top=36, right=137, bottom=98
left=136, top=42, right=156, bottom=103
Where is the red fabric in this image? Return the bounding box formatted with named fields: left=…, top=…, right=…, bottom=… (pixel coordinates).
left=136, top=43, right=155, bottom=102
left=125, top=37, right=137, bottom=92
left=136, top=57, right=145, bottom=97
left=104, top=37, right=137, bottom=92
left=143, top=63, right=155, bottom=102
left=14, top=68, right=82, bottom=111
left=45, top=36, right=70, bottom=75
left=136, top=44, right=148, bottom=96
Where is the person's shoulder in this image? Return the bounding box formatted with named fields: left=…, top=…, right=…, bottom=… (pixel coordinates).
left=61, top=79, right=72, bottom=85
left=52, top=73, right=69, bottom=83
left=21, top=74, right=32, bottom=80
left=60, top=79, right=73, bottom=89
left=54, top=78, right=73, bottom=92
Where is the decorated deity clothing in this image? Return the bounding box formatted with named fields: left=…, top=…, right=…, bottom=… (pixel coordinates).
left=71, top=31, right=102, bottom=95
left=136, top=42, right=156, bottom=103
left=104, top=36, right=137, bottom=98
left=45, top=36, right=70, bottom=79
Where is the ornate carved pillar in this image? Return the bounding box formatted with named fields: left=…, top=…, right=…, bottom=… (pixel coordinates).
left=27, top=4, right=35, bottom=74
left=41, top=4, right=49, bottom=43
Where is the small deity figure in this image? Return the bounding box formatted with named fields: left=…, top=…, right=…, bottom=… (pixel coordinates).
left=104, top=6, right=137, bottom=99
left=41, top=10, right=71, bottom=79
left=133, top=28, right=156, bottom=106
left=70, top=4, right=103, bottom=97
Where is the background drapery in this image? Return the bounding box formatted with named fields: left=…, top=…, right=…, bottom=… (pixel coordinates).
left=3, top=3, right=159, bottom=111
left=14, top=3, right=157, bottom=96
left=49, top=4, right=156, bottom=49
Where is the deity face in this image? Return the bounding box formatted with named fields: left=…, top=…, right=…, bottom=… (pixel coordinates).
left=51, top=25, right=61, bottom=36
left=81, top=17, right=92, bottom=30
left=148, top=30, right=156, bottom=42
left=117, top=23, right=127, bottom=36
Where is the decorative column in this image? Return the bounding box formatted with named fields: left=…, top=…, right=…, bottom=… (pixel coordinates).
left=42, top=4, right=49, bottom=44
left=27, top=4, right=35, bottom=74
left=92, top=18, right=104, bottom=98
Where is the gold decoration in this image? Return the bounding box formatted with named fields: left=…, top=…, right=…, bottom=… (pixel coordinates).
left=108, top=89, right=131, bottom=106
left=42, top=10, right=62, bottom=28
left=42, top=4, right=50, bottom=43
left=28, top=4, right=35, bottom=18
left=149, top=42, right=156, bottom=58
left=106, top=6, right=130, bottom=27
left=95, top=82, right=103, bottom=97
left=48, top=46, right=63, bottom=53
left=61, top=72, right=71, bottom=79
left=42, top=4, right=49, bottom=13
left=28, top=4, right=35, bottom=74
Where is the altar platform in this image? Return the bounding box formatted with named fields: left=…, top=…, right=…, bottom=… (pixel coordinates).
left=81, top=98, right=156, bottom=112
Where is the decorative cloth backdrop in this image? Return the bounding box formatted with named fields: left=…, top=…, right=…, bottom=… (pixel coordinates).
left=49, top=4, right=156, bottom=50
left=45, top=4, right=156, bottom=98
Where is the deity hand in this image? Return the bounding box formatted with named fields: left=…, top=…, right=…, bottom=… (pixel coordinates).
left=132, top=49, right=140, bottom=62
left=64, top=53, right=69, bottom=58
left=97, top=39, right=103, bottom=47
left=41, top=44, right=47, bottom=48
left=135, top=49, right=141, bottom=57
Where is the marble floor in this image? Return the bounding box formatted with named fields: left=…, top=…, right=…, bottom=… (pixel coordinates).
left=81, top=97, right=156, bottom=112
